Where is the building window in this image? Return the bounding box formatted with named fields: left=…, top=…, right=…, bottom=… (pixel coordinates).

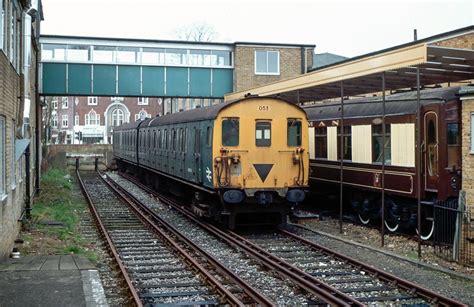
left=88, top=96, right=98, bottom=105
left=471, top=113, right=474, bottom=154
left=10, top=120, right=15, bottom=188
left=337, top=126, right=352, bottom=160
left=135, top=110, right=148, bottom=121
left=0, top=0, right=4, bottom=50
left=287, top=119, right=302, bottom=147
left=372, top=124, right=391, bottom=163
left=314, top=127, right=327, bottom=159
left=0, top=116, right=5, bottom=197
left=189, top=49, right=211, bottom=66
left=255, top=50, right=279, bottom=75
left=61, top=97, right=68, bottom=109
left=51, top=113, right=58, bottom=128
left=222, top=118, right=239, bottom=146
left=62, top=115, right=68, bottom=128
left=112, top=109, right=124, bottom=126
left=74, top=115, right=79, bottom=126
left=138, top=97, right=149, bottom=105
left=85, top=110, right=99, bottom=126
left=51, top=98, right=58, bottom=109
left=256, top=122, right=271, bottom=147
left=165, top=48, right=187, bottom=65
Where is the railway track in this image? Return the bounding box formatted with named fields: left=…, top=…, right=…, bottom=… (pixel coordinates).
left=77, top=170, right=270, bottom=306
left=114, top=171, right=466, bottom=306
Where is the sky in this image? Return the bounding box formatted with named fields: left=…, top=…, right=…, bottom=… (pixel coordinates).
left=40, top=0, right=473, bottom=58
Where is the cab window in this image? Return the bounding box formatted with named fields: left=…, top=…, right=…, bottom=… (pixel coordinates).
left=256, top=122, right=271, bottom=147
left=287, top=119, right=302, bottom=146
left=222, top=118, right=239, bottom=146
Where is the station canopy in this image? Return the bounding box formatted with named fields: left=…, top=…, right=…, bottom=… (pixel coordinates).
left=225, top=43, right=474, bottom=103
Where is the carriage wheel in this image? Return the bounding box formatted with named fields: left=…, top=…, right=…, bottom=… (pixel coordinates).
left=358, top=213, right=371, bottom=225
left=416, top=217, right=435, bottom=241
left=383, top=197, right=400, bottom=233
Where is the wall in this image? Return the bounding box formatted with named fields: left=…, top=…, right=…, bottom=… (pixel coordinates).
left=234, top=45, right=314, bottom=92
left=430, top=32, right=474, bottom=49
left=46, top=144, right=113, bottom=170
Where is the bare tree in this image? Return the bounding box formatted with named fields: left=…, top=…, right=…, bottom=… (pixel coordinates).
left=175, top=22, right=218, bottom=42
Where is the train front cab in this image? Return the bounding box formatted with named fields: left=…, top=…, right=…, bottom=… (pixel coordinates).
left=209, top=98, right=309, bottom=228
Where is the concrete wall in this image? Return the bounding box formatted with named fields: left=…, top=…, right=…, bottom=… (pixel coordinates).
left=234, top=45, right=314, bottom=92
left=46, top=144, right=113, bottom=170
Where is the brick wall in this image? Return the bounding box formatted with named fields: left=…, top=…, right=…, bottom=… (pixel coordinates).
left=430, top=32, right=474, bottom=49
left=234, top=45, right=314, bottom=92
left=459, top=93, right=474, bottom=264
left=0, top=51, right=25, bottom=260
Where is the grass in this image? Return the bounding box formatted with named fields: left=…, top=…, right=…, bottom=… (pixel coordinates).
left=19, top=168, right=98, bottom=263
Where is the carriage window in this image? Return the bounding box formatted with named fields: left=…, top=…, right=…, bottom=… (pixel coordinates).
left=315, top=127, right=327, bottom=159
left=287, top=119, right=302, bottom=147
left=206, top=126, right=212, bottom=147
left=195, top=128, right=201, bottom=154
left=164, top=129, right=169, bottom=149
left=337, top=126, right=352, bottom=160
left=447, top=123, right=460, bottom=170
left=222, top=118, right=239, bottom=146
left=157, top=130, right=162, bottom=148
left=426, top=114, right=438, bottom=176
left=256, top=122, right=271, bottom=147
left=372, top=124, right=391, bottom=164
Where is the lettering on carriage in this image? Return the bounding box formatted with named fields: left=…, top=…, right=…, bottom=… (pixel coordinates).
left=258, top=105, right=270, bottom=111
left=318, top=121, right=326, bottom=127
left=331, top=120, right=339, bottom=126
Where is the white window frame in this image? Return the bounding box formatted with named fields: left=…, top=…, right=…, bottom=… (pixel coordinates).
left=471, top=112, right=474, bottom=154
left=254, top=50, right=280, bottom=75
left=138, top=97, right=149, bottom=105
left=74, top=115, right=79, bottom=126
left=85, top=110, right=99, bottom=126
left=0, top=0, right=4, bottom=51
left=51, top=99, right=58, bottom=110
left=11, top=120, right=15, bottom=189
left=61, top=97, right=68, bottom=109
left=0, top=115, right=5, bottom=198
left=87, top=96, right=98, bottom=105
left=112, top=108, right=124, bottom=126
left=62, top=114, right=68, bottom=128
left=51, top=113, right=58, bottom=128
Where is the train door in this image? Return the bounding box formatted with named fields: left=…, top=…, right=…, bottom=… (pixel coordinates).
left=424, top=111, right=439, bottom=192
left=193, top=126, right=203, bottom=184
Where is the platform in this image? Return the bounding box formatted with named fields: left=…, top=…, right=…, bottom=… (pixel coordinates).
left=0, top=255, right=108, bottom=307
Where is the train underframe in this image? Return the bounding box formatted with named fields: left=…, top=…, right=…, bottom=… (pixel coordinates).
left=116, top=159, right=292, bottom=229
left=313, top=181, right=456, bottom=240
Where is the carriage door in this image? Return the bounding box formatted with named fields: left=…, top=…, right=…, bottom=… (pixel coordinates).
left=424, top=111, right=439, bottom=191
left=194, top=127, right=203, bottom=183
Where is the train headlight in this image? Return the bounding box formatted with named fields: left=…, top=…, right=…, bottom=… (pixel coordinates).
left=231, top=153, right=240, bottom=164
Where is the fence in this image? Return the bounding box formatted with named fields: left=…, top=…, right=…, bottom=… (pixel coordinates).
left=431, top=191, right=473, bottom=266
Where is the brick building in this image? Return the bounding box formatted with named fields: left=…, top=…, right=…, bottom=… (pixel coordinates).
left=0, top=0, right=43, bottom=260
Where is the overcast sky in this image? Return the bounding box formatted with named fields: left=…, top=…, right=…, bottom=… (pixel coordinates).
left=41, top=0, right=473, bottom=57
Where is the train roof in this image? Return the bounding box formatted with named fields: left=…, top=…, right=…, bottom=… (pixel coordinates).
left=303, top=87, right=460, bottom=121
left=113, top=117, right=153, bottom=131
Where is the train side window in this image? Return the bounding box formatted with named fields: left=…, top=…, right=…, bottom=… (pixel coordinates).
left=194, top=128, right=201, bottom=154
left=222, top=118, right=239, bottom=146
left=206, top=126, right=212, bottom=147
left=164, top=129, right=168, bottom=149
left=372, top=124, right=391, bottom=164
left=426, top=113, right=438, bottom=176
left=256, top=122, right=271, bottom=147
left=157, top=130, right=162, bottom=149
left=315, top=127, right=327, bottom=159
left=337, top=126, right=352, bottom=160
left=184, top=128, right=188, bottom=152
left=287, top=119, right=302, bottom=147
left=172, top=129, right=177, bottom=151
left=447, top=123, right=460, bottom=170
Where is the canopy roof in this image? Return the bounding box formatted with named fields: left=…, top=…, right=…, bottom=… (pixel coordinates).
left=225, top=43, right=474, bottom=103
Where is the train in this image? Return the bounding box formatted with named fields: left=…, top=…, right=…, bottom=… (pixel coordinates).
left=112, top=96, right=309, bottom=228
left=303, top=87, right=461, bottom=239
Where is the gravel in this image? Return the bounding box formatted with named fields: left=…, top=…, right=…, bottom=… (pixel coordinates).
left=288, top=222, right=474, bottom=305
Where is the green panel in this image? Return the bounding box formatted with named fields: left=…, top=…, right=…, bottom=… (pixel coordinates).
left=42, top=63, right=66, bottom=94
left=212, top=69, right=233, bottom=97
left=190, top=68, right=211, bottom=97
left=142, top=66, right=165, bottom=96
left=166, top=67, right=188, bottom=96
left=118, top=66, right=140, bottom=96
left=93, top=65, right=116, bottom=95
left=68, top=64, right=91, bottom=95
